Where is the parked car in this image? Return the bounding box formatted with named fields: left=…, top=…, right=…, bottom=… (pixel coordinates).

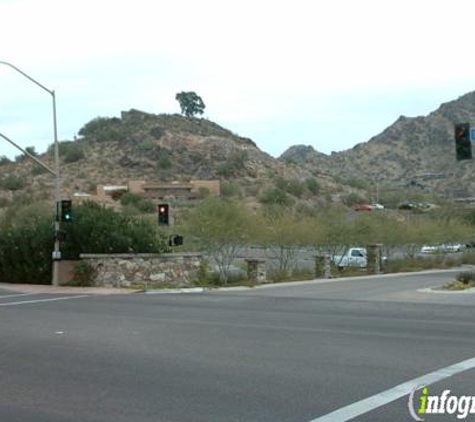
left=421, top=244, right=465, bottom=253
left=371, top=203, right=385, bottom=210
left=442, top=243, right=465, bottom=252
left=353, top=204, right=373, bottom=211
left=420, top=245, right=439, bottom=253
left=332, top=247, right=368, bottom=269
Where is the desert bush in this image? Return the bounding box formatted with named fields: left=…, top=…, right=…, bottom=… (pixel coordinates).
left=182, top=198, right=257, bottom=284
left=68, top=262, right=96, bottom=287
left=149, top=127, right=165, bottom=139
left=78, top=116, right=122, bottom=142
left=63, top=145, right=85, bottom=163
left=259, top=187, right=294, bottom=206
left=456, top=271, right=475, bottom=284
left=0, top=156, right=12, bottom=166
left=217, top=150, right=248, bottom=177
left=31, top=164, right=50, bottom=176
left=341, top=192, right=367, bottom=206
left=120, top=193, right=155, bottom=213
left=0, top=202, right=53, bottom=284
left=305, top=178, right=321, bottom=195
left=0, top=175, right=26, bottom=191
left=157, top=154, right=172, bottom=169
left=220, top=181, right=241, bottom=198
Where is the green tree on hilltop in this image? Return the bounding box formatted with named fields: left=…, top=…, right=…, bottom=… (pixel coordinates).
left=175, top=91, right=206, bottom=118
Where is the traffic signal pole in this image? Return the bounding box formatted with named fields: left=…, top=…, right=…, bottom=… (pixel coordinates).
left=0, top=61, right=62, bottom=286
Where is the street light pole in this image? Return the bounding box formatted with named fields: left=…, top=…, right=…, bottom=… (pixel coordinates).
left=0, top=61, right=62, bottom=286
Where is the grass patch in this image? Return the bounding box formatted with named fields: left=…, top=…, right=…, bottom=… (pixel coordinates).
left=444, top=280, right=475, bottom=291
left=443, top=270, right=475, bottom=290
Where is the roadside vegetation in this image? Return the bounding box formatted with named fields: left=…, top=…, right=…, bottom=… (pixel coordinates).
left=0, top=201, right=168, bottom=284
left=181, top=198, right=475, bottom=285
left=1, top=193, right=474, bottom=285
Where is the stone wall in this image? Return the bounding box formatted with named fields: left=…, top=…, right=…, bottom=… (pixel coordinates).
left=79, top=253, right=202, bottom=288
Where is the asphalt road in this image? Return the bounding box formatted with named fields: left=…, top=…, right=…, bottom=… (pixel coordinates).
left=0, top=269, right=474, bottom=421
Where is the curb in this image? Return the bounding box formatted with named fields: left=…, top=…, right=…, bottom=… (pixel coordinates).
left=417, top=286, right=475, bottom=294
left=3, top=266, right=472, bottom=296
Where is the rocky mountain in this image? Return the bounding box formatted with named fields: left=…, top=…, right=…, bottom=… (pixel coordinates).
left=3, top=90, right=475, bottom=211
left=280, top=91, right=475, bottom=200
left=0, top=110, right=339, bottom=208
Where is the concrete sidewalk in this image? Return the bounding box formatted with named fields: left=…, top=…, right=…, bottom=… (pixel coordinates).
left=0, top=283, right=141, bottom=295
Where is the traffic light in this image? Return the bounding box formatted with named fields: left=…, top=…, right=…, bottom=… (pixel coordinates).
left=455, top=123, right=472, bottom=161
left=60, top=200, right=72, bottom=222
left=168, top=234, right=183, bottom=247
left=158, top=204, right=169, bottom=226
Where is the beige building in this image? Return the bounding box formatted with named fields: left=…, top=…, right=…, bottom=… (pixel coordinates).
left=95, top=180, right=220, bottom=203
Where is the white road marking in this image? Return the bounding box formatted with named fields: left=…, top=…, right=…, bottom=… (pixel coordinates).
left=0, top=293, right=35, bottom=299
left=310, top=356, right=475, bottom=422
left=0, top=295, right=88, bottom=307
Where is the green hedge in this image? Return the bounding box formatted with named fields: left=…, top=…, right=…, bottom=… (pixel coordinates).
left=0, top=201, right=168, bottom=284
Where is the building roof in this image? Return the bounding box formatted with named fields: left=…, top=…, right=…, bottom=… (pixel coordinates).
left=142, top=183, right=193, bottom=190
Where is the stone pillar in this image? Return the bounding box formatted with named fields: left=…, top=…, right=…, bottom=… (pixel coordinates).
left=367, top=244, right=383, bottom=274
left=314, top=255, right=332, bottom=278
left=245, top=259, right=267, bottom=284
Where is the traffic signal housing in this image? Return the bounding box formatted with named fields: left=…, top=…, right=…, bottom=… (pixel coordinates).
left=158, top=204, right=169, bottom=226
left=169, top=234, right=183, bottom=247
left=455, top=123, right=472, bottom=161
left=60, top=200, right=72, bottom=222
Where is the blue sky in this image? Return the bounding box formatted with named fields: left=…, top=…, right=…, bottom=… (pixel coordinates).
left=1, top=0, right=475, bottom=159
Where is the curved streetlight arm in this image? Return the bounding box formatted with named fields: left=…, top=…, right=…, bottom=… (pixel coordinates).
left=0, top=60, right=53, bottom=95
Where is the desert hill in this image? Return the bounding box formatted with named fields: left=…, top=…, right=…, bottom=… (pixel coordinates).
left=280, top=91, right=475, bottom=201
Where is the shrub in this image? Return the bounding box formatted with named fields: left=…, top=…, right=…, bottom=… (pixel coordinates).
left=456, top=271, right=475, bottom=284
left=0, top=201, right=169, bottom=284
left=120, top=192, right=143, bottom=207
left=149, top=127, right=165, bottom=139
left=157, top=154, right=172, bottom=169
left=69, top=262, right=96, bottom=287
left=63, top=146, right=85, bottom=163
left=137, top=200, right=156, bottom=214
left=31, top=165, right=50, bottom=176
left=345, top=178, right=369, bottom=190
left=0, top=156, right=11, bottom=166
left=220, top=181, right=241, bottom=198
left=286, top=179, right=305, bottom=198
left=341, top=192, right=367, bottom=206
left=0, top=203, right=53, bottom=284
left=305, top=178, right=321, bottom=195
left=61, top=201, right=168, bottom=259
left=78, top=117, right=122, bottom=142
left=120, top=193, right=155, bottom=214
left=198, top=187, right=210, bottom=198
left=259, top=187, right=294, bottom=206
left=216, top=150, right=248, bottom=177
left=138, top=139, right=156, bottom=151
left=1, top=175, right=26, bottom=191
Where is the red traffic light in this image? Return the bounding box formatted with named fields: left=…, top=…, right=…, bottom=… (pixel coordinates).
left=455, top=123, right=472, bottom=161
left=158, top=204, right=169, bottom=226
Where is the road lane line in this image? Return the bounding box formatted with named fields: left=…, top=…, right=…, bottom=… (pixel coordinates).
left=0, top=293, right=35, bottom=299
left=0, top=295, right=89, bottom=307
left=309, top=356, right=475, bottom=422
